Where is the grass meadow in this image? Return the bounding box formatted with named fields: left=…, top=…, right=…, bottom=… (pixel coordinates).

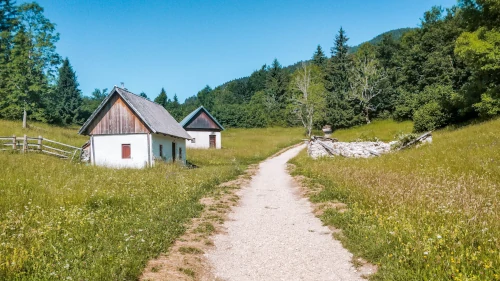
left=0, top=120, right=303, bottom=280
left=291, top=119, right=500, bottom=280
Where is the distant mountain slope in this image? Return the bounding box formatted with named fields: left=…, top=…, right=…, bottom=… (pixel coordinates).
left=348, top=27, right=414, bottom=53
left=219, top=27, right=414, bottom=90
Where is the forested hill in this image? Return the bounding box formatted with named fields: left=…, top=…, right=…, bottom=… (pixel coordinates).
left=348, top=28, right=414, bottom=53
left=223, top=28, right=414, bottom=88
left=173, top=2, right=500, bottom=131
left=1, top=2, right=499, bottom=133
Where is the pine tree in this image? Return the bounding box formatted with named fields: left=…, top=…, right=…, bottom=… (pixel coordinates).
left=51, top=58, right=83, bottom=125
left=154, top=87, right=168, bottom=107
left=312, top=45, right=327, bottom=67
left=265, top=59, right=290, bottom=125
left=0, top=0, right=18, bottom=112
left=324, top=27, right=361, bottom=128
left=1, top=27, right=45, bottom=120
left=139, top=92, right=149, bottom=100
left=0, top=2, right=60, bottom=121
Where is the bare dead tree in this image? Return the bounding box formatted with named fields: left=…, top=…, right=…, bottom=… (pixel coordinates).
left=349, top=56, right=386, bottom=124
left=292, top=63, right=325, bottom=137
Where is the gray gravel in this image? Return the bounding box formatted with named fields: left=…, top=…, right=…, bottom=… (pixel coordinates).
left=206, top=144, right=363, bottom=281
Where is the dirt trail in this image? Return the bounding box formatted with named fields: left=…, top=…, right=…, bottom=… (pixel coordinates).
left=206, top=144, right=363, bottom=281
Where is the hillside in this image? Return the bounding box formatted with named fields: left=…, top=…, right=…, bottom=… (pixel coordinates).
left=291, top=118, right=500, bottom=280
left=348, top=27, right=414, bottom=53
left=220, top=27, right=413, bottom=90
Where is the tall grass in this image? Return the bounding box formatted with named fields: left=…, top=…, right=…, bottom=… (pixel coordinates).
left=0, top=119, right=87, bottom=147
left=330, top=119, right=414, bottom=142
left=0, top=120, right=303, bottom=280
left=291, top=119, right=500, bottom=280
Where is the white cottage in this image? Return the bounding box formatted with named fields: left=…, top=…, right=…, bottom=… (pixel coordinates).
left=180, top=106, right=224, bottom=149
left=78, top=86, right=191, bottom=168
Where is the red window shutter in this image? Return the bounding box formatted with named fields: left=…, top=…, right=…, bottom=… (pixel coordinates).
left=122, top=144, right=131, bottom=159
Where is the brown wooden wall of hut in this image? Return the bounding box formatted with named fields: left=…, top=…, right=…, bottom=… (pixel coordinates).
left=87, top=94, right=150, bottom=135
left=185, top=111, right=221, bottom=130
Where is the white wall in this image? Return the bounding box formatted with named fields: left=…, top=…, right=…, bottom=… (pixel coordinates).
left=186, top=131, right=221, bottom=149
left=92, top=134, right=149, bottom=168
left=151, top=134, right=186, bottom=164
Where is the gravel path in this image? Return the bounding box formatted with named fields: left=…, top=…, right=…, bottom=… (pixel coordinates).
left=206, top=144, right=363, bottom=281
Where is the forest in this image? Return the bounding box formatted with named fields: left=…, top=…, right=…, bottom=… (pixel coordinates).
left=1, top=0, right=499, bottom=132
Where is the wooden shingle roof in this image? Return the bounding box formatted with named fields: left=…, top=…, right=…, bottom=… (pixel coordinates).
left=79, top=87, right=191, bottom=139
left=180, top=106, right=224, bottom=131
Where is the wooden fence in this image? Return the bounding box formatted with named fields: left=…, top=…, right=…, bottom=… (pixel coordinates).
left=0, top=135, right=82, bottom=160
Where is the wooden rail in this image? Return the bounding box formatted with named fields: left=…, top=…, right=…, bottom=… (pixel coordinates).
left=0, top=135, right=82, bottom=160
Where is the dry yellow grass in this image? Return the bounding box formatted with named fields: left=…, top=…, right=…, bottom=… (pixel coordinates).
left=291, top=119, right=500, bottom=280
left=0, top=120, right=303, bottom=280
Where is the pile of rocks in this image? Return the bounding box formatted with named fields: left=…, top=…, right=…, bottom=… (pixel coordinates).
left=308, top=137, right=397, bottom=159
left=308, top=132, right=433, bottom=159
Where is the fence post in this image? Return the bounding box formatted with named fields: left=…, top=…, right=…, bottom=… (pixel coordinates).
left=38, top=135, right=42, bottom=151
left=23, top=134, right=27, bottom=153
left=13, top=135, right=16, bottom=150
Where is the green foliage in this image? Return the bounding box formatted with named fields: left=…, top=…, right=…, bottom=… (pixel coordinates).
left=323, top=27, right=362, bottom=129
left=390, top=132, right=420, bottom=149
left=47, top=58, right=83, bottom=125
left=139, top=92, right=149, bottom=100
left=80, top=88, right=107, bottom=121
left=0, top=2, right=60, bottom=122
left=349, top=28, right=414, bottom=53
left=312, top=45, right=327, bottom=68
left=291, top=119, right=500, bottom=280
left=456, top=27, right=500, bottom=72
left=1, top=0, right=500, bottom=135
left=289, top=63, right=326, bottom=136
left=413, top=102, right=449, bottom=132
left=154, top=87, right=168, bottom=107
left=474, top=92, right=500, bottom=118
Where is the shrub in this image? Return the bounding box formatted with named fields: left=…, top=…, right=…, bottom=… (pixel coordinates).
left=391, top=132, right=420, bottom=150
left=413, top=102, right=449, bottom=132
left=474, top=93, right=500, bottom=118
left=393, top=105, right=413, bottom=121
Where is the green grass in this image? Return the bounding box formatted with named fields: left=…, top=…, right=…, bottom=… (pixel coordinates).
left=0, top=120, right=303, bottom=280
left=291, top=119, right=500, bottom=280
left=330, top=119, right=413, bottom=142
left=0, top=119, right=88, bottom=147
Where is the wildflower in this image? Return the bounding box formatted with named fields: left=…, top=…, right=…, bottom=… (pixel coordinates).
left=424, top=251, right=429, bottom=255
left=436, top=235, right=442, bottom=239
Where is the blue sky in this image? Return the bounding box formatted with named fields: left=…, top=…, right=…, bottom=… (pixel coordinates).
left=27, top=0, right=457, bottom=102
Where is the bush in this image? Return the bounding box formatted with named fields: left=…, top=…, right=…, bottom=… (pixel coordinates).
left=391, top=132, right=420, bottom=150
left=474, top=93, right=500, bottom=118
left=393, top=105, right=413, bottom=121
left=413, top=102, right=449, bottom=132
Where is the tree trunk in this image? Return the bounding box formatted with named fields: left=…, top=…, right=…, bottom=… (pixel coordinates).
left=365, top=107, right=371, bottom=124
left=23, top=109, right=27, bottom=128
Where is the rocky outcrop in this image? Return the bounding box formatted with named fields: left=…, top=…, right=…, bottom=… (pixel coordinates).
left=308, top=132, right=432, bottom=159
left=308, top=138, right=395, bottom=159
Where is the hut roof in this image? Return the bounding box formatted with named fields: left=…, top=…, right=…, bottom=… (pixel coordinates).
left=79, top=87, right=191, bottom=139
left=180, top=106, right=225, bottom=130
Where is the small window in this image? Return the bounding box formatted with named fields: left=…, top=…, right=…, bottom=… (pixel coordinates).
left=159, top=144, right=163, bottom=157
left=191, top=138, right=196, bottom=143
left=179, top=147, right=182, bottom=160
left=122, top=144, right=131, bottom=159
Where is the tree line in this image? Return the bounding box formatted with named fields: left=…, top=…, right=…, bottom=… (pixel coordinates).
left=179, top=0, right=500, bottom=132
left=1, top=0, right=499, bottom=133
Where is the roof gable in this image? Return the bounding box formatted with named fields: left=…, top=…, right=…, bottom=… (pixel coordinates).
left=79, top=87, right=191, bottom=139
left=180, top=106, right=224, bottom=131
